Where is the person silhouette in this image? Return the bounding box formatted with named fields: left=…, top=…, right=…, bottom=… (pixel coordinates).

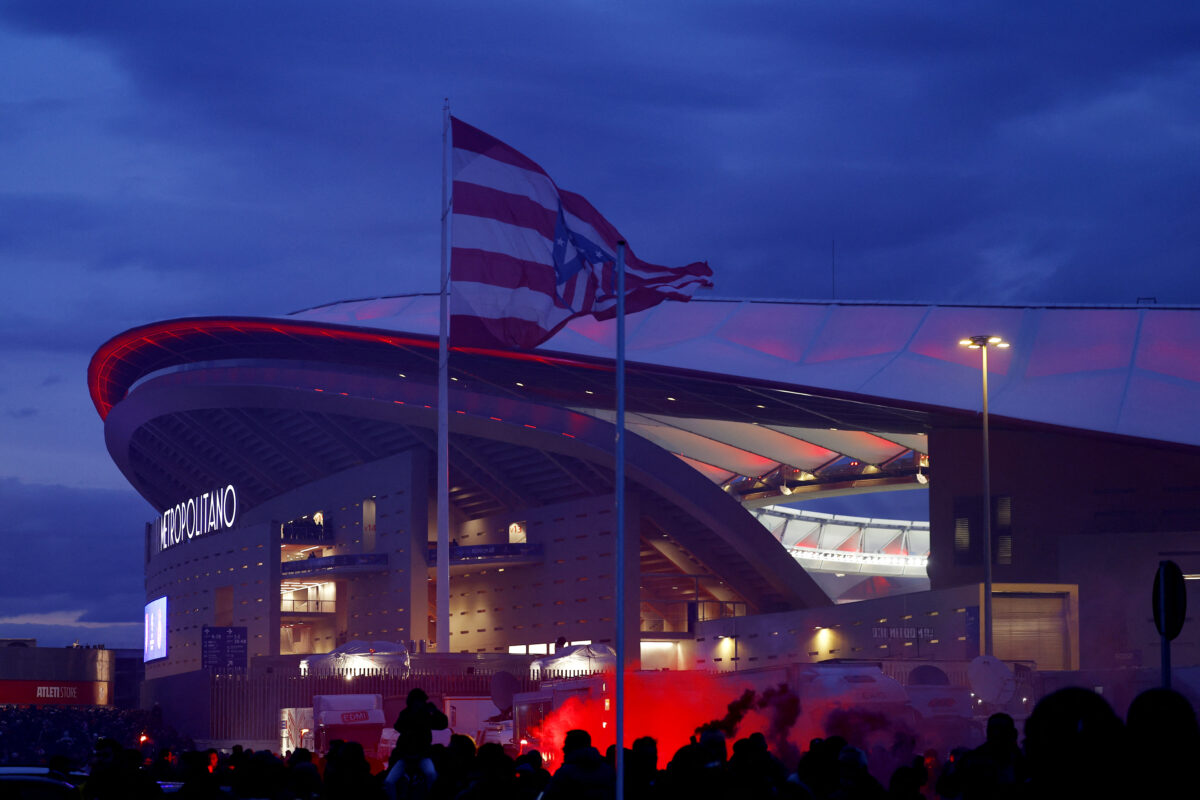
left=1126, top=687, right=1199, bottom=796
left=383, top=688, right=448, bottom=800
left=542, top=729, right=615, bottom=800
left=1022, top=687, right=1128, bottom=800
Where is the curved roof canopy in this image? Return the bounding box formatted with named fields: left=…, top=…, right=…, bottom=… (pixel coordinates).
left=288, top=294, right=1200, bottom=449
left=91, top=295, right=1200, bottom=506
left=90, top=294, right=1200, bottom=609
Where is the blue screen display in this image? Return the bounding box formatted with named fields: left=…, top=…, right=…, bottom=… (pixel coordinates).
left=144, top=596, right=168, bottom=662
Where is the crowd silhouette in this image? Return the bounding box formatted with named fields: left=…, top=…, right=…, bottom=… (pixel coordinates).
left=0, top=703, right=191, bottom=768
left=1, top=685, right=1195, bottom=799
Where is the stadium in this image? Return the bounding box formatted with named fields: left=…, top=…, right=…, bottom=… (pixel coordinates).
left=88, top=295, right=1200, bottom=726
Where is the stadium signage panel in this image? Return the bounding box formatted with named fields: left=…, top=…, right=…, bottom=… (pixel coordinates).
left=872, top=625, right=935, bottom=640
left=0, top=680, right=109, bottom=705
left=156, top=484, right=238, bottom=552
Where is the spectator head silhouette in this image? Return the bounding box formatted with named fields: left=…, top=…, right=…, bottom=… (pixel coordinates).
left=1127, top=687, right=1199, bottom=747
left=632, top=735, right=658, bottom=770
left=1126, top=685, right=1199, bottom=792
left=1024, top=687, right=1126, bottom=795
left=563, top=729, right=591, bottom=754
left=407, top=687, right=429, bottom=707
left=838, top=745, right=868, bottom=770
left=985, top=712, right=1018, bottom=747
left=448, top=732, right=476, bottom=759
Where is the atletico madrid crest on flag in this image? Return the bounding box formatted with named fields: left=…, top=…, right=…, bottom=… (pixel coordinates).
left=449, top=117, right=713, bottom=350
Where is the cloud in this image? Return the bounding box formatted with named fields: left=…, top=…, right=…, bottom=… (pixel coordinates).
left=0, top=0, right=1194, bottom=640
left=0, top=0, right=1197, bottom=324
left=0, top=618, right=142, bottom=650
left=0, top=478, right=151, bottom=641
left=0, top=610, right=141, bottom=630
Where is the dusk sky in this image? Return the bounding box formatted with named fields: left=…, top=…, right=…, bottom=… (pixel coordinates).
left=2, top=2, right=1198, bottom=648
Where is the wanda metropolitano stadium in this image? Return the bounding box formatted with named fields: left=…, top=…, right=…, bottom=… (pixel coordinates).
left=88, top=294, right=1200, bottom=712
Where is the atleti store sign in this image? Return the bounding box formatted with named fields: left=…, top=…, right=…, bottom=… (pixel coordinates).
left=0, top=680, right=109, bottom=706
left=155, top=485, right=238, bottom=553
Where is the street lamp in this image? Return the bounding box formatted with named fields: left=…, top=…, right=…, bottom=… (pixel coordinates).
left=958, top=335, right=1010, bottom=657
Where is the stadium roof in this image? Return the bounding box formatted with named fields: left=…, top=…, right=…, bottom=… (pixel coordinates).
left=291, top=294, right=1200, bottom=447
left=91, top=294, right=1200, bottom=607
left=90, top=295, right=1200, bottom=511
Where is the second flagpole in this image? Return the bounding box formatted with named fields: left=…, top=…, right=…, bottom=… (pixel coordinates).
left=615, top=240, right=627, bottom=800
left=437, top=101, right=451, bottom=653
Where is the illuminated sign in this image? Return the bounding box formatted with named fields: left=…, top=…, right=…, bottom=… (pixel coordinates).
left=0, top=680, right=108, bottom=705
left=155, top=485, right=238, bottom=552
left=144, top=596, right=168, bottom=662
left=201, top=626, right=248, bottom=674
left=872, top=626, right=935, bottom=640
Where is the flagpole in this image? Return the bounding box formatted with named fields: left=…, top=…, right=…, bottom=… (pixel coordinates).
left=615, top=240, right=627, bottom=800
left=437, top=101, right=451, bottom=653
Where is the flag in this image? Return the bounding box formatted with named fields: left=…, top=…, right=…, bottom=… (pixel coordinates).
left=450, top=117, right=713, bottom=350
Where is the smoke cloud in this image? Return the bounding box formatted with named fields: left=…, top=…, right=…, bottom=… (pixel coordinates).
left=529, top=670, right=927, bottom=773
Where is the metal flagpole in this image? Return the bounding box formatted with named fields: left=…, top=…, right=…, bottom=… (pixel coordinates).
left=437, top=101, right=451, bottom=653
left=615, top=240, right=627, bottom=800
left=980, top=342, right=992, bottom=657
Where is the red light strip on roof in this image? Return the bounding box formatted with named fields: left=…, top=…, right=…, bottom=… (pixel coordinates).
left=87, top=317, right=439, bottom=419
left=452, top=345, right=611, bottom=371
left=90, top=318, right=627, bottom=422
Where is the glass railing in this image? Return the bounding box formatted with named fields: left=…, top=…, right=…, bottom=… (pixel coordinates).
left=640, top=600, right=747, bottom=634
left=425, top=542, right=544, bottom=565
left=280, top=599, right=336, bottom=613
left=280, top=519, right=334, bottom=543
left=281, top=554, right=388, bottom=575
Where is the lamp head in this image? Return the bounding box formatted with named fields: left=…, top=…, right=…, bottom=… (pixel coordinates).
left=960, top=335, right=1009, bottom=349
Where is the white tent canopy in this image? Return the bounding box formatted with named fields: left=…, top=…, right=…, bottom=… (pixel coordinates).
left=300, top=639, right=411, bottom=677
left=530, top=643, right=616, bottom=676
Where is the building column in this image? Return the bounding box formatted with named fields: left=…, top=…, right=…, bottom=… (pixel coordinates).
left=621, top=491, right=641, bottom=671
left=383, top=447, right=431, bottom=648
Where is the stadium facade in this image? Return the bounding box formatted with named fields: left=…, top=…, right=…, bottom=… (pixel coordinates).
left=89, top=296, right=1200, bottom=687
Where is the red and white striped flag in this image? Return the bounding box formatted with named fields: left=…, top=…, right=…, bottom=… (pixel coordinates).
left=450, top=117, right=713, bottom=350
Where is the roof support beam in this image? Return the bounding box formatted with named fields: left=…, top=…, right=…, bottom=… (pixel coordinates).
left=301, top=411, right=384, bottom=464
left=409, top=427, right=534, bottom=512
left=173, top=410, right=288, bottom=495
left=225, top=408, right=331, bottom=483
left=540, top=450, right=607, bottom=496
left=128, top=440, right=199, bottom=508
left=132, top=426, right=270, bottom=508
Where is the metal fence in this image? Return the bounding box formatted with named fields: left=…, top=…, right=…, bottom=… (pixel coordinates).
left=208, top=669, right=598, bottom=741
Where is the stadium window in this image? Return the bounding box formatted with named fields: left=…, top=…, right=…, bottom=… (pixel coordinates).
left=997, top=496, right=1013, bottom=565
left=955, top=495, right=1012, bottom=566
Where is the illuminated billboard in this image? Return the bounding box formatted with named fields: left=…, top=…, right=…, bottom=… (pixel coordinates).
left=144, top=596, right=167, bottom=662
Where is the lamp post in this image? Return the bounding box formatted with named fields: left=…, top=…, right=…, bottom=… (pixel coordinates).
left=958, top=335, right=1010, bottom=657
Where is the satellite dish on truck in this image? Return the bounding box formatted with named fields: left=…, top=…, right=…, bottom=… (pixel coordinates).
left=968, top=655, right=1016, bottom=705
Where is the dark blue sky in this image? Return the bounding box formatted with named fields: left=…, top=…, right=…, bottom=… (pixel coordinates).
left=2, top=2, right=1198, bottom=647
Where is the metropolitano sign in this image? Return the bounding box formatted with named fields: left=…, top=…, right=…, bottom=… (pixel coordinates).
left=156, top=485, right=237, bottom=552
